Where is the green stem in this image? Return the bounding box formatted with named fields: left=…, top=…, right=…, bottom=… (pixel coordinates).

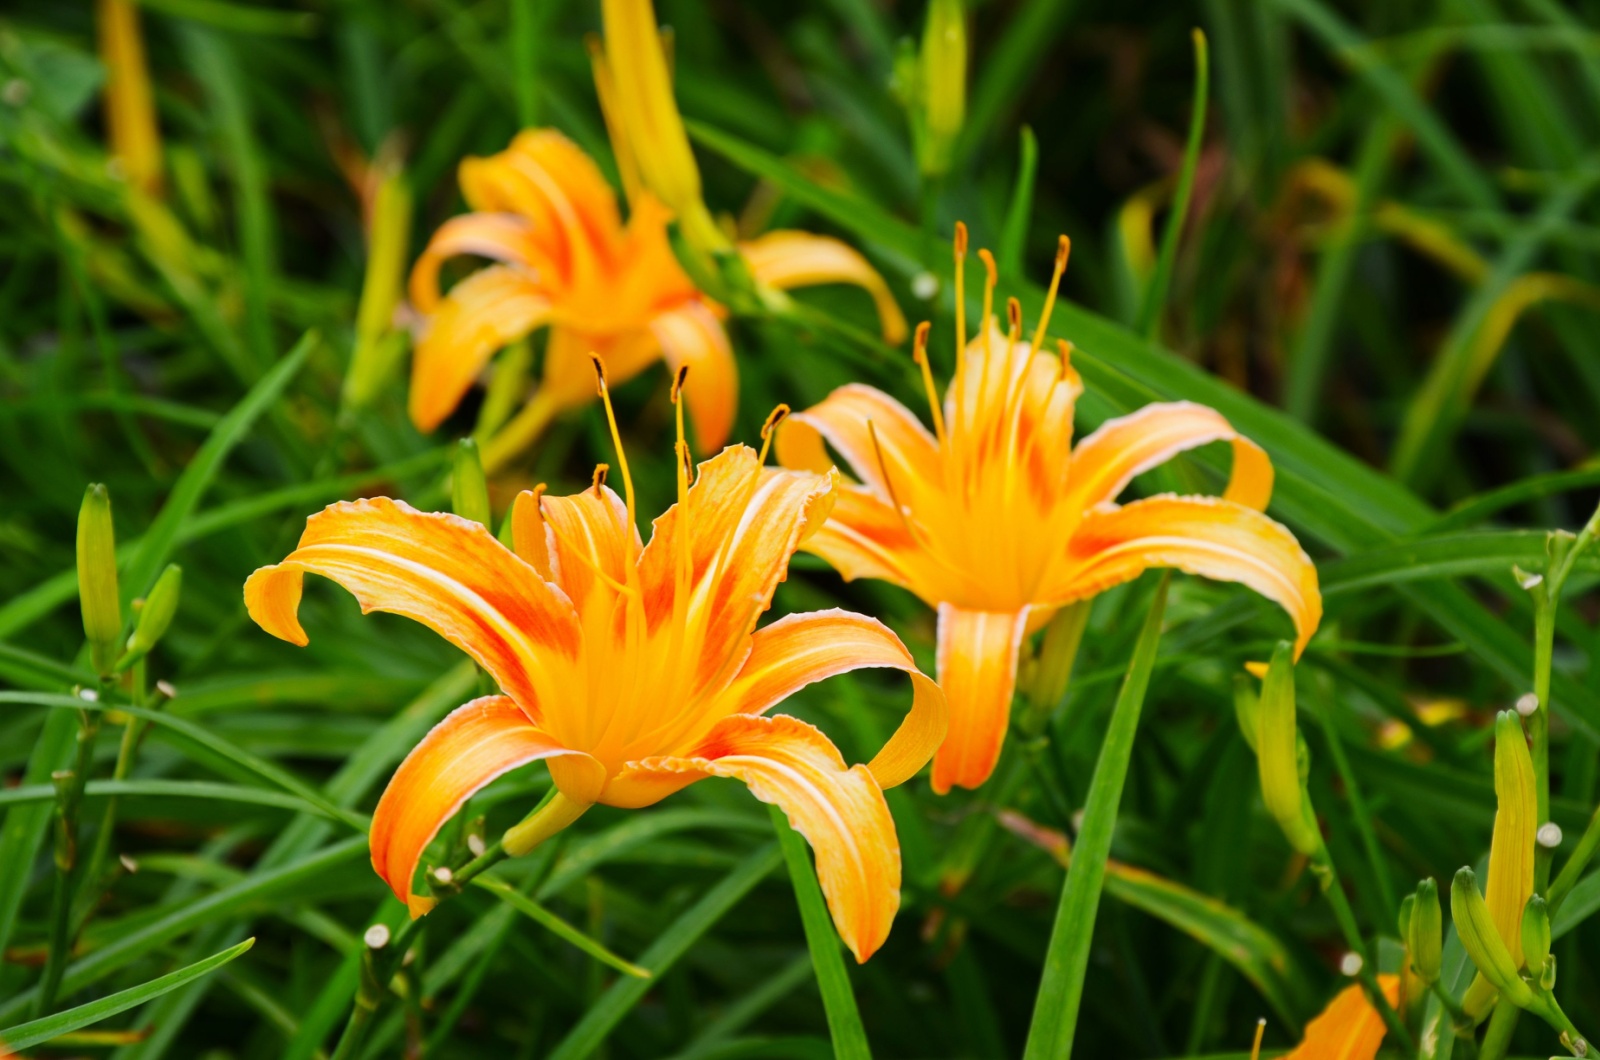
left=1428, top=978, right=1477, bottom=1056
left=1547, top=799, right=1600, bottom=915
left=73, top=662, right=150, bottom=930
left=1477, top=999, right=1520, bottom=1060
left=36, top=701, right=103, bottom=1015
left=1022, top=575, right=1168, bottom=1060
left=1313, top=851, right=1416, bottom=1055
left=1531, top=580, right=1555, bottom=891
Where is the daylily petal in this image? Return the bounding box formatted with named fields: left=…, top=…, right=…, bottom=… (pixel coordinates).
left=740, top=230, right=909, bottom=344
left=1065, top=401, right=1274, bottom=514
left=409, top=266, right=552, bottom=432
left=539, top=483, right=640, bottom=616
left=370, top=696, right=593, bottom=916
left=459, top=129, right=619, bottom=285
left=793, top=484, right=921, bottom=591
left=649, top=300, right=737, bottom=453
left=1286, top=975, right=1401, bottom=1060
left=606, top=713, right=900, bottom=962
left=408, top=213, right=549, bottom=314
left=1057, top=495, right=1321, bottom=655
left=776, top=384, right=942, bottom=504
left=244, top=497, right=579, bottom=716
left=930, top=605, right=1030, bottom=794
left=716, top=608, right=948, bottom=788
left=637, top=449, right=837, bottom=696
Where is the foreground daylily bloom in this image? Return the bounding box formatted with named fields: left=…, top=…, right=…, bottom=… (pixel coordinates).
left=777, top=227, right=1321, bottom=793
left=1281, top=975, right=1401, bottom=1060
left=245, top=370, right=945, bottom=961
left=408, top=129, right=905, bottom=467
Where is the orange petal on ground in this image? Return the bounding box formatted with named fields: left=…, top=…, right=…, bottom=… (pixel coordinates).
left=649, top=300, right=738, bottom=453
left=369, top=696, right=590, bottom=916
left=408, top=213, right=549, bottom=314
left=243, top=497, right=579, bottom=716
left=776, top=383, right=942, bottom=504
left=1057, top=495, right=1321, bottom=656
left=715, top=608, right=947, bottom=788
left=740, top=230, right=909, bottom=344
left=1285, top=975, right=1401, bottom=1060
left=409, top=266, right=551, bottom=432
left=1065, top=401, right=1274, bottom=513
left=930, top=605, right=1030, bottom=794
left=606, top=713, right=901, bottom=962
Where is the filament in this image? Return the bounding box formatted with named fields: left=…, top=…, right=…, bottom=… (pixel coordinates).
left=591, top=354, right=637, bottom=537
left=1029, top=235, right=1071, bottom=354
left=912, top=321, right=947, bottom=445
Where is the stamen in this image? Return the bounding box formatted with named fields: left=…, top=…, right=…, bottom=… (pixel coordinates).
left=591, top=464, right=609, bottom=490
left=758, top=404, right=790, bottom=466
left=539, top=494, right=637, bottom=599
left=1249, top=1018, right=1265, bottom=1060
left=978, top=249, right=997, bottom=340
left=912, top=321, right=947, bottom=445
left=671, top=365, right=692, bottom=500
left=953, top=222, right=968, bottom=408
left=591, top=354, right=637, bottom=533
left=867, top=420, right=914, bottom=536
left=1029, top=235, right=1071, bottom=353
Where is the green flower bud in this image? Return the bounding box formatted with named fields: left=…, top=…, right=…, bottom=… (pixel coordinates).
left=1233, top=672, right=1260, bottom=753
left=77, top=484, right=122, bottom=676
left=1256, top=641, right=1321, bottom=856
left=915, top=0, right=966, bottom=177
left=1451, top=866, right=1535, bottom=1008
left=1411, top=877, right=1443, bottom=984
left=1521, top=894, right=1551, bottom=974
left=343, top=160, right=413, bottom=411
left=452, top=438, right=492, bottom=529
left=1539, top=954, right=1557, bottom=993
left=1398, top=893, right=1416, bottom=944
left=119, top=564, right=182, bottom=669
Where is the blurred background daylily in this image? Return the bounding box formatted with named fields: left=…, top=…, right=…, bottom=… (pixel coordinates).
left=407, top=0, right=908, bottom=475
left=245, top=383, right=945, bottom=963
left=778, top=230, right=1322, bottom=792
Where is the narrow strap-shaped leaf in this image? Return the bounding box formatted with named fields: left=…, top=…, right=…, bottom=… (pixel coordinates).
left=0, top=778, right=335, bottom=814
left=1023, top=574, right=1169, bottom=1059
left=120, top=330, right=314, bottom=605
left=770, top=804, right=871, bottom=1060
left=546, top=843, right=783, bottom=1060
left=0, top=837, right=366, bottom=1023
left=471, top=875, right=650, bottom=979
left=0, top=938, right=254, bottom=1050
left=0, top=693, right=365, bottom=830
left=1135, top=29, right=1208, bottom=340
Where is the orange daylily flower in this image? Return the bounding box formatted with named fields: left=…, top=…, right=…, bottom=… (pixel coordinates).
left=777, top=228, right=1321, bottom=793
left=407, top=129, right=906, bottom=468
left=1282, top=975, right=1401, bottom=1059
left=245, top=372, right=945, bottom=962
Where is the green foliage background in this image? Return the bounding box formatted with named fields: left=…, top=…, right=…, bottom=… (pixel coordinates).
left=3, top=0, right=1600, bottom=1056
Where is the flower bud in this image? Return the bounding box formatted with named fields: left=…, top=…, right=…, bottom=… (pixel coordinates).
left=1411, top=877, right=1442, bottom=984
left=1256, top=641, right=1320, bottom=856
left=452, top=438, right=491, bottom=529
left=1462, top=712, right=1539, bottom=1016
left=1452, top=866, right=1535, bottom=1009
left=1521, top=894, right=1551, bottom=974
left=1397, top=893, right=1416, bottom=944
left=916, top=0, right=966, bottom=177
left=120, top=564, right=181, bottom=669
left=1232, top=673, right=1260, bottom=753
left=344, top=158, right=412, bottom=411
left=77, top=483, right=122, bottom=676
left=597, top=0, right=726, bottom=252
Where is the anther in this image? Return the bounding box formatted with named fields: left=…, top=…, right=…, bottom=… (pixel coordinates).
left=670, top=364, right=689, bottom=404
left=953, top=221, right=968, bottom=259
left=912, top=321, right=947, bottom=444
left=1007, top=297, right=1022, bottom=337
left=592, top=464, right=610, bottom=490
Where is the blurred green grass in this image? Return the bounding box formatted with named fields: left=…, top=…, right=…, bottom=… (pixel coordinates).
left=3, top=0, right=1600, bottom=1056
